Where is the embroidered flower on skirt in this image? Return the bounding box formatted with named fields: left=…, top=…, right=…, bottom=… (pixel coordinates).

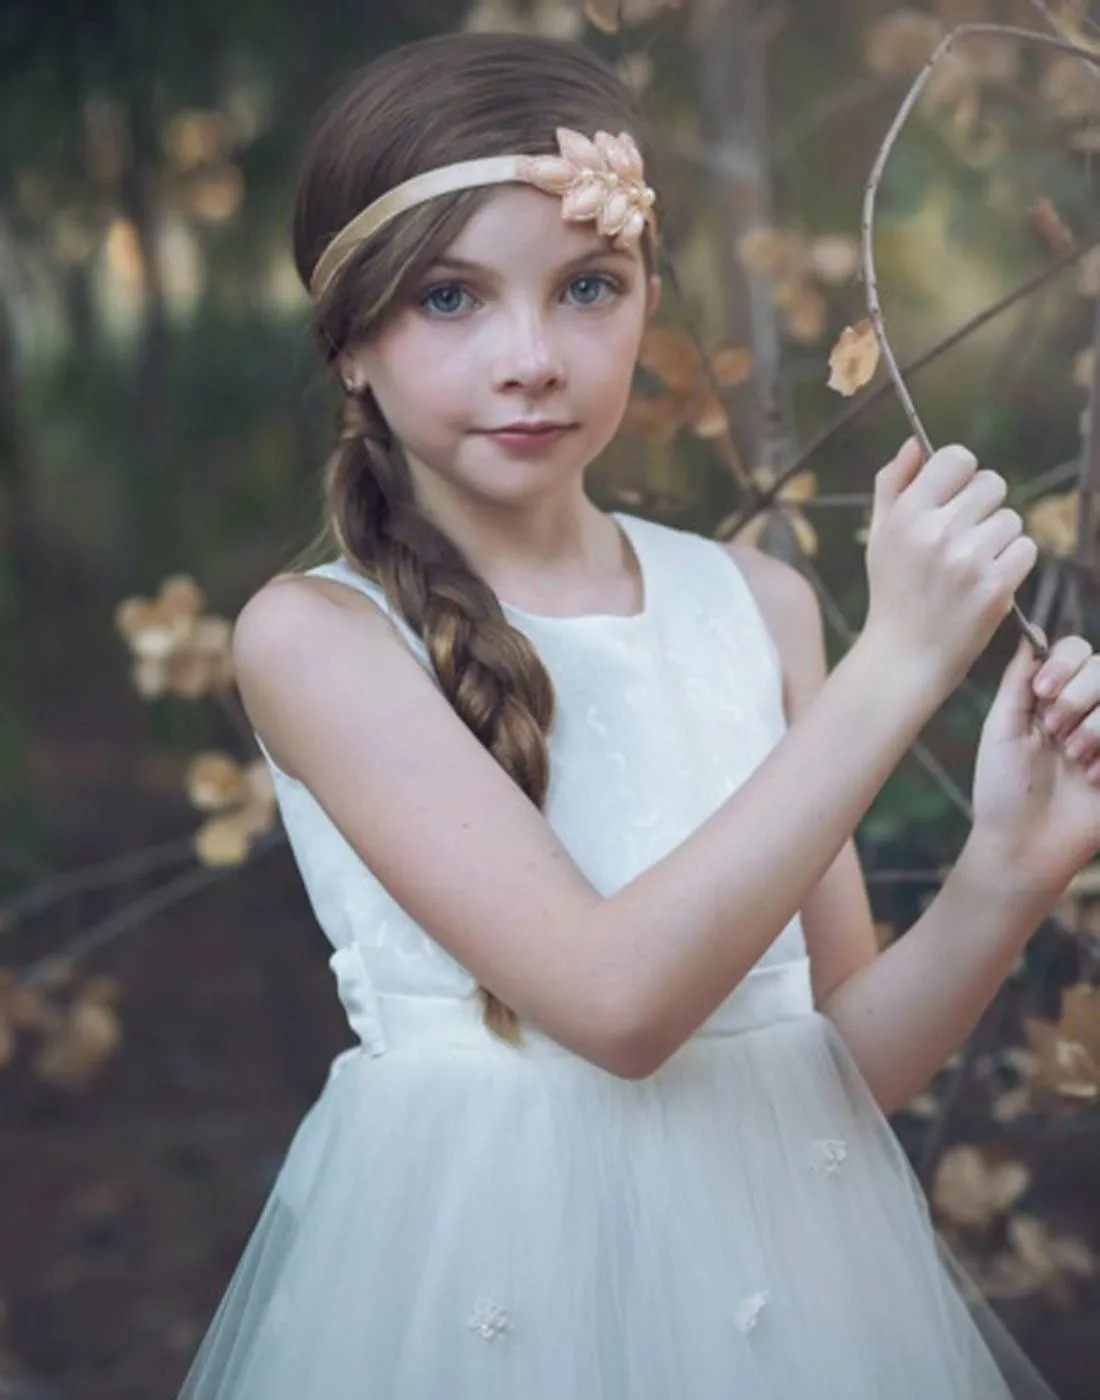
left=734, top=1290, right=769, bottom=1334
left=468, top=1298, right=512, bottom=1341
left=809, top=1137, right=849, bottom=1176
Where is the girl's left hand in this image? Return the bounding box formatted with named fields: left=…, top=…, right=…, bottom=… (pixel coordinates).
left=972, top=633, right=1100, bottom=889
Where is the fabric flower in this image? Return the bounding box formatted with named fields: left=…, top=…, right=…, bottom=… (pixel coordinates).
left=734, top=1290, right=769, bottom=1333
left=518, top=127, right=656, bottom=251
left=468, top=1297, right=511, bottom=1340
left=810, top=1137, right=849, bottom=1176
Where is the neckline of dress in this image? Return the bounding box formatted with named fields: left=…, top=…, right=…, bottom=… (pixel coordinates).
left=327, top=511, right=652, bottom=627
left=498, top=512, right=651, bottom=626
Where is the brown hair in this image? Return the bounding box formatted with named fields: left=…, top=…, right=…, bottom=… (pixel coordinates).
left=291, top=32, right=657, bottom=1045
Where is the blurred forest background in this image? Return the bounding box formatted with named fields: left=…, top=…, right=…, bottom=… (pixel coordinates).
left=3, top=0, right=1100, bottom=1395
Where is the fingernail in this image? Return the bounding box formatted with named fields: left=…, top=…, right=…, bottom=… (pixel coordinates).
left=1035, top=672, right=1054, bottom=696
left=1066, top=736, right=1086, bottom=759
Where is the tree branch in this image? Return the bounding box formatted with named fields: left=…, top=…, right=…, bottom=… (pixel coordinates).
left=858, top=23, right=1100, bottom=660
left=720, top=232, right=1100, bottom=540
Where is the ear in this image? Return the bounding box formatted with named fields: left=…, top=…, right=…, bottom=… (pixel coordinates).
left=337, top=346, right=370, bottom=395
left=644, top=273, right=662, bottom=321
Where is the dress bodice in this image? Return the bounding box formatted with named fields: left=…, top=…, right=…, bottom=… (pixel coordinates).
left=254, top=511, right=810, bottom=1059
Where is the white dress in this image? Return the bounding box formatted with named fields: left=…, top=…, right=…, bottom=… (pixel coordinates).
left=177, top=511, right=1060, bottom=1399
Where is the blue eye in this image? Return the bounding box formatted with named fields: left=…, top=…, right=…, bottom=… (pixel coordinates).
left=567, top=273, right=623, bottom=305
left=420, top=282, right=473, bottom=316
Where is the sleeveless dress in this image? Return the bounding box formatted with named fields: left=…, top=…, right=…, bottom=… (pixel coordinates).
left=177, top=511, right=1060, bottom=1399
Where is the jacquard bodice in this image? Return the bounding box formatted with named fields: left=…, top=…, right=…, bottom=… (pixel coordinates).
left=254, top=511, right=809, bottom=1058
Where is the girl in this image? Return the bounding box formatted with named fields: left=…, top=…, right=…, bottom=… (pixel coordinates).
left=180, top=30, right=1099, bottom=1400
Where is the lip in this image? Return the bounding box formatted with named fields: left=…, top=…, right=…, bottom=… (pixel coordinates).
left=480, top=422, right=577, bottom=451
left=483, top=421, right=576, bottom=434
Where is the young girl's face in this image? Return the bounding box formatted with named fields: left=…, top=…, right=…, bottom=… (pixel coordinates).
left=343, top=184, right=660, bottom=512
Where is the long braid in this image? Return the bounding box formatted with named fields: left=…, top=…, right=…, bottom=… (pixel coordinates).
left=324, top=391, right=556, bottom=1046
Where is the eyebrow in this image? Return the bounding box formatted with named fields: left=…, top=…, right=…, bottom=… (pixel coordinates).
left=425, top=245, right=636, bottom=275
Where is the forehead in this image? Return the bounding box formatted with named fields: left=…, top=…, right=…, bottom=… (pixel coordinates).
left=434, top=185, right=632, bottom=269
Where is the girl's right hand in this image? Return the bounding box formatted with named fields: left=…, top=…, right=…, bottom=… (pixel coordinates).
left=861, top=438, right=1038, bottom=699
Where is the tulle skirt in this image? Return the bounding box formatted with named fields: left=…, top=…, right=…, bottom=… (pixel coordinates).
left=176, top=968, right=1060, bottom=1399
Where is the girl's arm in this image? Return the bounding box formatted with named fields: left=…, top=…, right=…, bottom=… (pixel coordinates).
left=235, top=445, right=1033, bottom=1079
left=817, top=847, right=1053, bottom=1117
left=735, top=542, right=1061, bottom=1118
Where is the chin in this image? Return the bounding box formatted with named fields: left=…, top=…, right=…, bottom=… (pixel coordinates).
left=467, top=449, right=590, bottom=494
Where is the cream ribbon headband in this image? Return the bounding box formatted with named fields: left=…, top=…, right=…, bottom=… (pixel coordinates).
left=309, top=126, right=657, bottom=300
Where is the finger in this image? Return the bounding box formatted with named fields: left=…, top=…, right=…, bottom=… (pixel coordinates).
left=870, top=437, right=925, bottom=528
left=990, top=534, right=1039, bottom=596
left=938, top=470, right=1008, bottom=531
left=1034, top=635, right=1093, bottom=706
left=1061, top=706, right=1100, bottom=764
left=1039, top=643, right=1099, bottom=738
left=966, top=506, right=1023, bottom=559
left=984, top=633, right=1044, bottom=742
left=901, top=443, right=978, bottom=511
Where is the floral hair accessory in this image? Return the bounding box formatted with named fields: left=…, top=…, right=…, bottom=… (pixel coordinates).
left=309, top=126, right=657, bottom=300
left=517, top=128, right=656, bottom=252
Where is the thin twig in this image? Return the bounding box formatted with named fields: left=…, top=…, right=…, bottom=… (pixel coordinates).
left=1030, top=551, right=1065, bottom=640
left=859, top=22, right=1100, bottom=661
left=18, top=829, right=282, bottom=985
left=1027, top=0, right=1100, bottom=75
left=1, top=835, right=202, bottom=928
left=1010, top=455, right=1082, bottom=506
left=791, top=493, right=873, bottom=509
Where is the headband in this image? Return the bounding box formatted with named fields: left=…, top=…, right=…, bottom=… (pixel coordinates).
left=309, top=126, right=657, bottom=300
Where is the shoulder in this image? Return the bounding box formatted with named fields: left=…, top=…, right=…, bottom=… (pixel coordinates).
left=722, top=541, right=819, bottom=639
left=231, top=571, right=416, bottom=778
left=233, top=570, right=390, bottom=672
left=721, top=540, right=826, bottom=713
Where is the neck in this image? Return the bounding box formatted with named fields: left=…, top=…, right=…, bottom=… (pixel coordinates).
left=410, top=481, right=633, bottom=610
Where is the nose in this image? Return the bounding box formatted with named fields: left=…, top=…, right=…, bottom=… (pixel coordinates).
left=491, top=305, right=566, bottom=394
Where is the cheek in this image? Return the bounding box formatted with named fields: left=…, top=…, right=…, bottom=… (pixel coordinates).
left=571, top=318, right=643, bottom=406
left=369, top=331, right=471, bottom=433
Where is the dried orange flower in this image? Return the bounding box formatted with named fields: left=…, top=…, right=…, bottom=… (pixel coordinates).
left=827, top=319, right=881, bottom=397
left=932, top=1144, right=1030, bottom=1231
left=518, top=127, right=656, bottom=251
left=1025, top=491, right=1079, bottom=557
left=185, top=751, right=277, bottom=867
left=116, top=575, right=233, bottom=700
left=1024, top=983, right=1100, bottom=1101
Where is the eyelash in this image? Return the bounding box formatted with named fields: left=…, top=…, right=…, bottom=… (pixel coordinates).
left=417, top=271, right=627, bottom=317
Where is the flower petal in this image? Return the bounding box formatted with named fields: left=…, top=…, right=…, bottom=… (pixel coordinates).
left=614, top=207, right=648, bottom=249
left=597, top=131, right=639, bottom=180
left=562, top=181, right=607, bottom=221
left=597, top=188, right=632, bottom=235
left=517, top=154, right=576, bottom=195
left=618, top=131, right=645, bottom=180
left=557, top=127, right=602, bottom=172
